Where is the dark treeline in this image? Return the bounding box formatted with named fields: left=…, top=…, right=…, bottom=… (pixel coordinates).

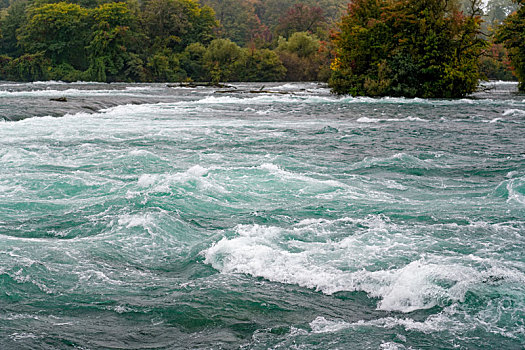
left=0, top=0, right=523, bottom=96
left=0, top=0, right=344, bottom=83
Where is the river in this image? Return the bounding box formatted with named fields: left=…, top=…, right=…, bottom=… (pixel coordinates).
left=0, top=81, right=524, bottom=349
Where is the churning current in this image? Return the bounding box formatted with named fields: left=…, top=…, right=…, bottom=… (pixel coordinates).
left=0, top=82, right=524, bottom=349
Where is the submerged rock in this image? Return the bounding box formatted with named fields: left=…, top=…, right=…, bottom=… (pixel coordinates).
left=50, top=97, right=67, bottom=102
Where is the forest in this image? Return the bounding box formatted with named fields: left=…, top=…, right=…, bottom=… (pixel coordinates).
left=0, top=0, right=523, bottom=96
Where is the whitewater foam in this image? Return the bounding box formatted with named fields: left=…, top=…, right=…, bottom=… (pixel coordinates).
left=0, top=88, right=153, bottom=98
left=136, top=165, right=228, bottom=194
left=258, top=163, right=346, bottom=189
left=309, top=306, right=466, bottom=334
left=357, top=116, right=428, bottom=123
left=501, top=176, right=525, bottom=204
left=203, top=219, right=502, bottom=312
left=503, top=109, right=525, bottom=116
left=481, top=80, right=519, bottom=86
left=117, top=213, right=156, bottom=230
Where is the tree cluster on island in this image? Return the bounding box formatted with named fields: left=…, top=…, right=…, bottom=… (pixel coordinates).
left=0, top=0, right=523, bottom=97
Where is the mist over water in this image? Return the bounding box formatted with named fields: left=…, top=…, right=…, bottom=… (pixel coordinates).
left=0, top=82, right=524, bottom=349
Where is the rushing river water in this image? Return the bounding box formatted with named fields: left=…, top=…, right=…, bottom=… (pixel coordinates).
left=0, top=81, right=524, bottom=349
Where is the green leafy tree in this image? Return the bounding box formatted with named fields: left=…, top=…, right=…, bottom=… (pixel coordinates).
left=328, top=0, right=391, bottom=94
left=147, top=49, right=184, bottom=81
left=18, top=2, right=89, bottom=69
left=0, top=0, right=29, bottom=57
left=179, top=42, right=208, bottom=81
left=203, top=38, right=243, bottom=82
left=239, top=48, right=286, bottom=81
left=86, top=2, right=142, bottom=81
left=496, top=0, right=525, bottom=90
left=0, top=55, right=12, bottom=78
left=142, top=0, right=216, bottom=52
left=276, top=31, right=328, bottom=81
left=6, top=52, right=50, bottom=81
left=330, top=0, right=487, bottom=97
left=277, top=31, right=319, bottom=58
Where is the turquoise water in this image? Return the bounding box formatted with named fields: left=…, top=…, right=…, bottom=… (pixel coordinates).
left=0, top=82, right=524, bottom=349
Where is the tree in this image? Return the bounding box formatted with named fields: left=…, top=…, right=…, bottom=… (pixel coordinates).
left=479, top=42, right=516, bottom=80
left=203, top=38, right=243, bottom=82
left=17, top=2, right=89, bottom=69
left=330, top=0, right=487, bottom=97
left=496, top=0, right=525, bottom=90
left=86, top=2, right=142, bottom=81
left=142, top=0, right=216, bottom=52
left=179, top=42, right=208, bottom=81
left=277, top=31, right=329, bottom=81
left=6, top=52, right=50, bottom=81
left=147, top=49, right=183, bottom=81
left=277, top=31, right=320, bottom=58
left=0, top=0, right=30, bottom=57
left=275, top=4, right=327, bottom=39
left=477, top=0, right=518, bottom=82
left=202, top=0, right=267, bottom=46
left=239, top=48, right=286, bottom=81
left=252, top=0, right=348, bottom=34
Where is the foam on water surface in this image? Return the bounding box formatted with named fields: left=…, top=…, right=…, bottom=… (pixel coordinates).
left=0, top=82, right=524, bottom=349
left=203, top=215, right=525, bottom=313
left=357, top=116, right=428, bottom=123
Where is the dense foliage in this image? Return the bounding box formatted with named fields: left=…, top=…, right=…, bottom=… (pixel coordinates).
left=0, top=0, right=334, bottom=82
left=0, top=0, right=521, bottom=95
left=479, top=42, right=516, bottom=81
left=329, top=0, right=487, bottom=97
left=497, top=0, right=525, bottom=90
